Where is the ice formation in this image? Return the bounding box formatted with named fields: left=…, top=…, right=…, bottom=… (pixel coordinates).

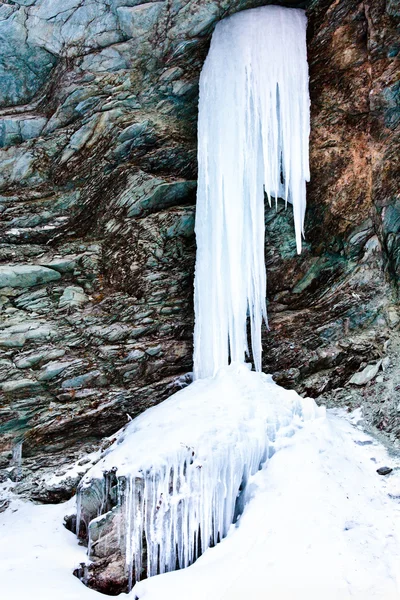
left=193, top=6, right=310, bottom=380
left=76, top=365, right=320, bottom=588
left=75, top=5, right=312, bottom=591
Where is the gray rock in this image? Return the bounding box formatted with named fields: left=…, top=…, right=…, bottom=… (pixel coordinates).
left=0, top=322, right=59, bottom=348
left=20, top=117, right=48, bottom=142
left=27, top=0, right=123, bottom=57
left=0, top=10, right=56, bottom=108
left=0, top=359, right=17, bottom=382
left=1, top=378, right=43, bottom=395
left=117, top=121, right=150, bottom=143
left=0, top=117, right=47, bottom=148
left=38, top=360, right=76, bottom=381
left=349, top=361, right=383, bottom=386
left=39, top=257, right=77, bottom=274
left=386, top=306, right=400, bottom=328
left=0, top=148, right=43, bottom=191
left=377, top=466, right=393, bottom=476
left=145, top=345, right=162, bottom=357
left=159, top=67, right=183, bottom=83
left=0, top=119, right=20, bottom=148
left=14, top=289, right=51, bottom=313
left=0, top=333, right=26, bottom=348
left=117, top=3, right=165, bottom=39
left=172, top=79, right=197, bottom=97
left=62, top=370, right=107, bottom=389
left=14, top=348, right=66, bottom=369
left=80, top=47, right=129, bottom=72
left=23, top=324, right=59, bottom=344
left=59, top=286, right=89, bottom=308
left=0, top=265, right=61, bottom=289
left=86, top=324, right=132, bottom=342
left=117, top=171, right=196, bottom=218
left=124, top=349, right=145, bottom=361
left=98, top=346, right=121, bottom=359
left=60, top=110, right=120, bottom=163
left=44, top=86, right=100, bottom=133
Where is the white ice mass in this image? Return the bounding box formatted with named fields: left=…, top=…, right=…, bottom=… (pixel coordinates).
left=76, top=364, right=321, bottom=588
left=193, top=6, right=310, bottom=380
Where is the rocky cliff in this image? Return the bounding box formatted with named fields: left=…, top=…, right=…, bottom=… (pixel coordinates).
left=0, top=0, right=399, bottom=503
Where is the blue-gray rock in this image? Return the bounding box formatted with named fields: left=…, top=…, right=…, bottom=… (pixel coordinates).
left=14, top=348, right=66, bottom=369
left=0, top=11, right=57, bottom=108
left=0, top=265, right=61, bottom=289
left=62, top=370, right=107, bottom=389
left=0, top=116, right=47, bottom=148
left=26, top=0, right=123, bottom=57
left=39, top=257, right=77, bottom=274
left=116, top=3, right=165, bottom=39
left=1, top=378, right=43, bottom=395
left=80, top=47, right=129, bottom=73
left=38, top=360, right=77, bottom=381
left=59, top=286, right=89, bottom=308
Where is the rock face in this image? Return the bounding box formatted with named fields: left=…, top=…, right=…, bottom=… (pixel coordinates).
left=0, top=0, right=398, bottom=506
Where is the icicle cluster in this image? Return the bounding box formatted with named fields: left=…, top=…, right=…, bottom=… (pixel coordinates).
left=193, top=6, right=310, bottom=380
left=76, top=365, right=319, bottom=589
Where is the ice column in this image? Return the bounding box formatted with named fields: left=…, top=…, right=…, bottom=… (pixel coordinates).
left=193, top=6, right=310, bottom=379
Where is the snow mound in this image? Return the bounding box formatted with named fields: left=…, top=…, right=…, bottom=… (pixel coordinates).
left=133, top=412, right=400, bottom=600
left=76, top=364, right=321, bottom=588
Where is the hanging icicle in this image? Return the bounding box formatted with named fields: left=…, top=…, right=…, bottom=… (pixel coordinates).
left=193, top=6, right=310, bottom=380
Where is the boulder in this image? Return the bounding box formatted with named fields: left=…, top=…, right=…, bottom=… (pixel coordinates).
left=0, top=266, right=61, bottom=289
left=349, top=361, right=382, bottom=386
left=59, top=286, right=89, bottom=308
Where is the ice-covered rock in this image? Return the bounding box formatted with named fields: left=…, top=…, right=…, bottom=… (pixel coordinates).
left=75, top=364, right=321, bottom=590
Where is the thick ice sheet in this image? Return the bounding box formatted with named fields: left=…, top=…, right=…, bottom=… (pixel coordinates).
left=134, top=412, right=400, bottom=600
left=77, top=364, right=320, bottom=585
left=193, top=6, right=310, bottom=379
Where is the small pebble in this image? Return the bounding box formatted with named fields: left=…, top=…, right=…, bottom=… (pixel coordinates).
left=377, top=466, right=393, bottom=476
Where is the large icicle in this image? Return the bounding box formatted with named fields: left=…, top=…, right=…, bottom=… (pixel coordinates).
left=193, top=6, right=310, bottom=380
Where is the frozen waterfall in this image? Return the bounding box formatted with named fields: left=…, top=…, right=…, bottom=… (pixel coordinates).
left=193, top=6, right=310, bottom=380
left=74, top=5, right=313, bottom=593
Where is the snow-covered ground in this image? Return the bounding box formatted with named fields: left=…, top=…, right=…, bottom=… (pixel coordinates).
left=1, top=406, right=400, bottom=600
left=0, top=495, right=97, bottom=600
left=135, top=409, right=400, bottom=600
